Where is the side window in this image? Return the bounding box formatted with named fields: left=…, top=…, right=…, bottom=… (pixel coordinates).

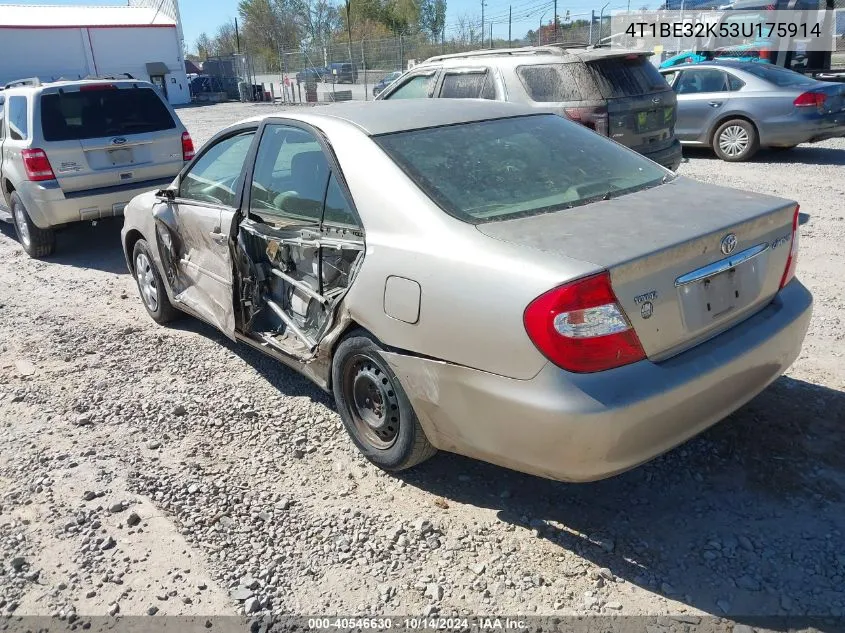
left=727, top=73, right=746, bottom=91
left=516, top=65, right=582, bottom=102
left=662, top=71, right=678, bottom=86
left=384, top=73, right=436, bottom=99
left=675, top=70, right=729, bottom=95
left=8, top=96, right=28, bottom=141
left=480, top=74, right=496, bottom=100
left=179, top=131, right=256, bottom=207
left=323, top=173, right=357, bottom=226
left=0, top=97, right=5, bottom=139
left=440, top=71, right=489, bottom=99
left=250, top=124, right=330, bottom=225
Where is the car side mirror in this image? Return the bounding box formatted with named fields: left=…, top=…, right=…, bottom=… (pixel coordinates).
left=156, top=187, right=176, bottom=202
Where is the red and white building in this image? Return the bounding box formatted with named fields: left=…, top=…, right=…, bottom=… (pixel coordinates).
left=0, top=3, right=190, bottom=105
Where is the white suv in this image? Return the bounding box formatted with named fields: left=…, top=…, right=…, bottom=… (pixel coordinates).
left=0, top=77, right=193, bottom=257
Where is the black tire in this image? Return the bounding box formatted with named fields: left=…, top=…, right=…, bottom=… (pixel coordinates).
left=712, top=118, right=759, bottom=162
left=131, top=239, right=179, bottom=324
left=10, top=192, right=55, bottom=258
left=332, top=331, right=436, bottom=472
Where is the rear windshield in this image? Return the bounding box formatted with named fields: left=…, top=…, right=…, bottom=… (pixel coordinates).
left=40, top=87, right=176, bottom=142
left=736, top=63, right=818, bottom=87
left=587, top=56, right=668, bottom=98
left=375, top=114, right=668, bottom=224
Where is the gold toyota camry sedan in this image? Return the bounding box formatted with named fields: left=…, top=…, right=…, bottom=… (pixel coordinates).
left=121, top=100, right=811, bottom=482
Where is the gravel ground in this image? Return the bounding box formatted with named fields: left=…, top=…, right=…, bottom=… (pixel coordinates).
left=1, top=101, right=844, bottom=624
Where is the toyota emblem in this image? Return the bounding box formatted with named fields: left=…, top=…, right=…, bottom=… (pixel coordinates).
left=720, top=233, right=738, bottom=255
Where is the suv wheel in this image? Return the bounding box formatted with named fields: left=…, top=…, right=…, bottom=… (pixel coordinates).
left=11, top=192, right=55, bottom=258
left=713, top=119, right=759, bottom=162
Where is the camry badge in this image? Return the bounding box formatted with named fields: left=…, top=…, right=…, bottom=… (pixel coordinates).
left=720, top=233, right=738, bottom=255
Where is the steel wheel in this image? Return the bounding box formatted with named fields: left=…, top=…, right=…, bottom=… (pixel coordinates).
left=342, top=353, right=400, bottom=450
left=13, top=203, right=31, bottom=249
left=135, top=252, right=159, bottom=313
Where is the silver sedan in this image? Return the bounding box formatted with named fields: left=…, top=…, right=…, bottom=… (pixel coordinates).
left=660, top=60, right=845, bottom=161
left=121, top=100, right=811, bottom=482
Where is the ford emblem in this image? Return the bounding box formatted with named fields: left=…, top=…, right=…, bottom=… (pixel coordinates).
left=112, top=137, right=127, bottom=146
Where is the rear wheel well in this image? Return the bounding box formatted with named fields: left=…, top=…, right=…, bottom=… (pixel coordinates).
left=709, top=115, right=758, bottom=145
left=326, top=321, right=374, bottom=390
left=124, top=229, right=145, bottom=273
left=2, top=180, right=14, bottom=206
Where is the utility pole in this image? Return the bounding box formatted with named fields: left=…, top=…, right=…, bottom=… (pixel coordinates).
left=490, top=22, right=493, bottom=48
left=508, top=5, right=512, bottom=46
left=481, top=0, right=486, bottom=48
left=345, top=0, right=353, bottom=62
left=553, top=0, right=558, bottom=42
left=589, top=9, right=595, bottom=44
left=235, top=17, right=241, bottom=54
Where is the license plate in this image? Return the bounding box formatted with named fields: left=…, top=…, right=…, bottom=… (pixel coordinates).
left=108, top=148, right=133, bottom=165
left=636, top=109, right=661, bottom=132
left=700, top=269, right=738, bottom=318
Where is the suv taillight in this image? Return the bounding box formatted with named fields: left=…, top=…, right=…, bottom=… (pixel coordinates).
left=21, top=149, right=56, bottom=182
left=182, top=132, right=195, bottom=161
left=564, top=106, right=609, bottom=136
left=524, top=271, right=646, bottom=373
left=779, top=205, right=800, bottom=289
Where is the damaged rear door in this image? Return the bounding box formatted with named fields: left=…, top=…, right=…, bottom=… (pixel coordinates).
left=234, top=121, right=365, bottom=360
left=154, top=127, right=257, bottom=337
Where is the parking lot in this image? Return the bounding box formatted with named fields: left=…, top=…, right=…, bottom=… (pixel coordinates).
left=1, top=101, right=844, bottom=621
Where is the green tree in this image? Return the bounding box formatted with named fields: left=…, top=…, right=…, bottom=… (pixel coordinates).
left=419, top=0, right=446, bottom=41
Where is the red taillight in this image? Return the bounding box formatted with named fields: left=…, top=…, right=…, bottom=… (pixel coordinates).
left=794, top=91, right=826, bottom=110
left=181, top=132, right=195, bottom=161
left=80, top=84, right=117, bottom=91
left=21, top=149, right=56, bottom=182
left=524, top=271, right=646, bottom=373
left=758, top=48, right=770, bottom=60
left=779, top=205, right=800, bottom=289
left=564, top=106, right=609, bottom=136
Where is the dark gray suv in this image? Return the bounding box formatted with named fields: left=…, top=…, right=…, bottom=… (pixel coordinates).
left=377, top=45, right=683, bottom=170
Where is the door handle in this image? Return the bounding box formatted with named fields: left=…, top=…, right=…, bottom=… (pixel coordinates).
left=708, top=101, right=723, bottom=107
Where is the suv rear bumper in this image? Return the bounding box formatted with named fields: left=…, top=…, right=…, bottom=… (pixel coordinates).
left=15, top=177, right=177, bottom=229
left=640, top=137, right=683, bottom=171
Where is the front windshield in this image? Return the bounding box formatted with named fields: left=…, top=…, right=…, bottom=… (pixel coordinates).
left=374, top=114, right=671, bottom=224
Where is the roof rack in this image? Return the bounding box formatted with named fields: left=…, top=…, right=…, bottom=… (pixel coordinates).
left=4, top=77, right=42, bottom=89
left=545, top=42, right=593, bottom=49
left=81, top=73, right=137, bottom=81
left=423, top=45, right=570, bottom=64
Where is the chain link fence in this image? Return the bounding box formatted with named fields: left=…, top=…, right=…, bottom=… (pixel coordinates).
left=237, top=7, right=845, bottom=104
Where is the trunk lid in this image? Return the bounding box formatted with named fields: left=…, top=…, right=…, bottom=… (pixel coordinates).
left=584, top=55, right=677, bottom=152
left=38, top=85, right=183, bottom=193
left=816, top=82, right=845, bottom=114
left=476, top=177, right=797, bottom=361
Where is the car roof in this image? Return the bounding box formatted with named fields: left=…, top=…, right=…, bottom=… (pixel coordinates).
left=247, top=99, right=541, bottom=136
left=3, top=77, right=153, bottom=93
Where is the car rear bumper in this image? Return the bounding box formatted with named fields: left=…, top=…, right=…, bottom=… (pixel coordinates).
left=15, top=177, right=178, bottom=229
left=639, top=137, right=683, bottom=171
left=383, top=280, right=812, bottom=482
left=759, top=114, right=845, bottom=147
